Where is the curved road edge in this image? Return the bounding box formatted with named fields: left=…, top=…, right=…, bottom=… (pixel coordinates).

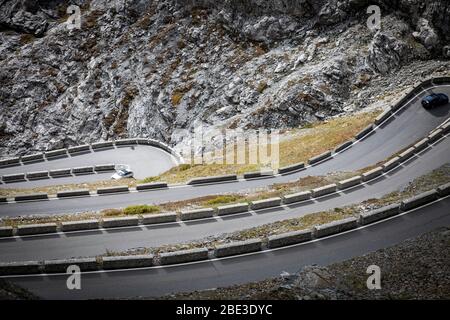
left=2, top=194, right=449, bottom=299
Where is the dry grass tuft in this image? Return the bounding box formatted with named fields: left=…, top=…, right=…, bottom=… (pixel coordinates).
left=0, top=178, right=136, bottom=197
left=277, top=110, right=380, bottom=167
left=123, top=204, right=160, bottom=215
left=101, top=208, right=124, bottom=217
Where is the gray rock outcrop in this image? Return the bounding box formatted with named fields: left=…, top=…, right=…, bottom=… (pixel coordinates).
left=0, top=0, right=449, bottom=157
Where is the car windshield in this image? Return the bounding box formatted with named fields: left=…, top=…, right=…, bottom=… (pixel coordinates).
left=117, top=170, right=128, bottom=176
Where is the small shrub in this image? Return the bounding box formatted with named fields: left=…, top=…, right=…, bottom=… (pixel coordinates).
left=171, top=81, right=193, bottom=106
left=178, top=164, right=192, bottom=171
left=171, top=91, right=185, bottom=106
left=140, top=176, right=159, bottom=184
left=257, top=81, right=268, bottom=93
left=101, top=208, right=123, bottom=217
left=124, top=204, right=160, bottom=215
left=205, top=195, right=240, bottom=206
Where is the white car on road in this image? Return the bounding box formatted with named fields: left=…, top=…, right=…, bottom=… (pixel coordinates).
left=111, top=169, right=134, bottom=180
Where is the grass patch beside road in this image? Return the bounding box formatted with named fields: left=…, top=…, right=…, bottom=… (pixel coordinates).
left=101, top=209, right=124, bottom=217
left=205, top=195, right=242, bottom=206
left=150, top=163, right=260, bottom=185
left=101, top=205, right=161, bottom=217
left=0, top=212, right=99, bottom=228
left=124, top=204, right=160, bottom=215
left=277, top=110, right=380, bottom=167
left=142, top=110, right=380, bottom=184
left=0, top=178, right=136, bottom=197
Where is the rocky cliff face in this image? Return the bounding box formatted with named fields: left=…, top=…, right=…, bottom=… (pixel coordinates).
left=0, top=0, right=449, bottom=156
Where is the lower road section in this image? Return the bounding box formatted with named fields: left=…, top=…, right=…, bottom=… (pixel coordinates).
left=4, top=197, right=449, bottom=299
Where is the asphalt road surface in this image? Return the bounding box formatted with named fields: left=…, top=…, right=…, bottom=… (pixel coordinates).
left=4, top=196, right=449, bottom=299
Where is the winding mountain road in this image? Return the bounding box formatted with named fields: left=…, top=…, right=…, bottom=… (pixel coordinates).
left=1, top=85, right=449, bottom=218
left=0, top=133, right=448, bottom=262
left=0, top=82, right=449, bottom=300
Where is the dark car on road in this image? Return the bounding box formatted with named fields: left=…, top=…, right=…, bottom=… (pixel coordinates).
left=421, top=93, right=449, bottom=109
